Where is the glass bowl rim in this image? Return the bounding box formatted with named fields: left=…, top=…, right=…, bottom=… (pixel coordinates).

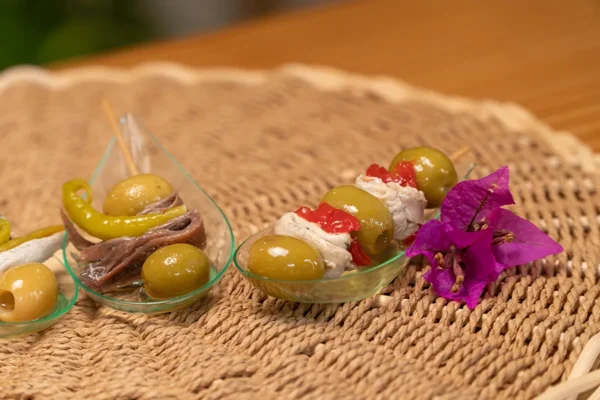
left=0, top=255, right=79, bottom=327
left=233, top=162, right=477, bottom=285
left=233, top=227, right=407, bottom=284
left=61, top=135, right=236, bottom=307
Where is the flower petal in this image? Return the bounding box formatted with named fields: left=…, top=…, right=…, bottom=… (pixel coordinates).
left=463, top=281, right=490, bottom=309
left=424, top=266, right=490, bottom=310
left=462, top=229, right=499, bottom=309
left=441, top=166, right=515, bottom=230
left=424, top=266, right=463, bottom=297
left=489, top=208, right=563, bottom=266
left=447, top=228, right=490, bottom=249
left=406, top=219, right=452, bottom=259
left=422, top=229, right=498, bottom=309
left=463, top=229, right=498, bottom=281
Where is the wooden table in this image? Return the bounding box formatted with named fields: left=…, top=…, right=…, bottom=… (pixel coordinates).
left=56, top=0, right=600, bottom=151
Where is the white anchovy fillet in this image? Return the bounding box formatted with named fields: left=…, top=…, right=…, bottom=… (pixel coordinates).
left=274, top=212, right=353, bottom=279
left=355, top=175, right=427, bottom=241
left=0, top=232, right=64, bottom=274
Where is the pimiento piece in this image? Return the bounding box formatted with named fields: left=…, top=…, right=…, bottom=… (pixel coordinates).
left=295, top=203, right=361, bottom=234
left=348, top=237, right=371, bottom=266
left=366, top=162, right=417, bottom=188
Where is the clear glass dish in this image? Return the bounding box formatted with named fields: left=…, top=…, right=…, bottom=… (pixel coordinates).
left=234, top=162, right=476, bottom=304
left=0, top=255, right=78, bottom=339
left=62, top=115, right=234, bottom=314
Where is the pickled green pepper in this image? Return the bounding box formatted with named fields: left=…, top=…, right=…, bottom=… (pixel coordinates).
left=62, top=179, right=187, bottom=241
left=0, top=218, right=11, bottom=246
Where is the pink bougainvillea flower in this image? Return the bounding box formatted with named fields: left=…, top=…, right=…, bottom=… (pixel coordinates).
left=406, top=220, right=500, bottom=309
left=407, top=166, right=562, bottom=309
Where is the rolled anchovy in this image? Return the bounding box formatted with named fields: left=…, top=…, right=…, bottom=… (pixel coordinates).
left=355, top=175, right=426, bottom=241
left=137, top=192, right=183, bottom=215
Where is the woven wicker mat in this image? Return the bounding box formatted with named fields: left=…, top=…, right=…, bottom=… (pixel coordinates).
left=0, top=64, right=599, bottom=400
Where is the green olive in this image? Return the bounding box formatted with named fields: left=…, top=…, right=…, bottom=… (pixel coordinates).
left=103, top=174, right=173, bottom=216
left=321, top=186, right=393, bottom=256
left=0, top=263, right=58, bottom=322
left=389, top=146, right=457, bottom=208
left=141, top=243, right=210, bottom=300
left=247, top=235, right=325, bottom=280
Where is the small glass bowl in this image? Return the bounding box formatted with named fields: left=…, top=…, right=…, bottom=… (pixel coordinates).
left=62, top=116, right=234, bottom=314
left=0, top=255, right=78, bottom=339
left=235, top=230, right=409, bottom=303
left=234, top=162, right=476, bottom=303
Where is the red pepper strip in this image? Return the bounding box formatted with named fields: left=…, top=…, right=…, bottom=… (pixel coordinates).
left=349, top=237, right=371, bottom=266
left=401, top=225, right=422, bottom=247
left=402, top=234, right=417, bottom=247
left=365, top=164, right=392, bottom=182
left=296, top=203, right=371, bottom=266
left=365, top=162, right=418, bottom=188
left=295, top=203, right=361, bottom=234
left=392, top=161, right=418, bottom=188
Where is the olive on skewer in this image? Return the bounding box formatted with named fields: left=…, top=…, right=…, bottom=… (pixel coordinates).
left=321, top=186, right=394, bottom=256
left=389, top=146, right=457, bottom=208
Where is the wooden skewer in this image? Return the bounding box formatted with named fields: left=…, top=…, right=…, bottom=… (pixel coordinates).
left=567, top=333, right=600, bottom=393
left=450, top=146, right=471, bottom=162
left=536, top=369, right=600, bottom=400
left=102, top=99, right=139, bottom=176
left=589, top=385, right=600, bottom=400
left=559, top=332, right=600, bottom=400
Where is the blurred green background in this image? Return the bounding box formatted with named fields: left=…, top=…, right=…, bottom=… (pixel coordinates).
left=0, top=0, right=154, bottom=69
left=0, top=0, right=335, bottom=70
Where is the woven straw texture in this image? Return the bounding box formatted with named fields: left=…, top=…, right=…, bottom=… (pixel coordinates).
left=0, top=64, right=598, bottom=400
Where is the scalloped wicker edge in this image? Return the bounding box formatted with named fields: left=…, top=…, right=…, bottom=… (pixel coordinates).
left=0, top=62, right=597, bottom=173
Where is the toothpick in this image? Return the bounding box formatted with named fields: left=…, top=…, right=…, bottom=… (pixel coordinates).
left=450, top=146, right=471, bottom=162
left=102, top=99, right=139, bottom=176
